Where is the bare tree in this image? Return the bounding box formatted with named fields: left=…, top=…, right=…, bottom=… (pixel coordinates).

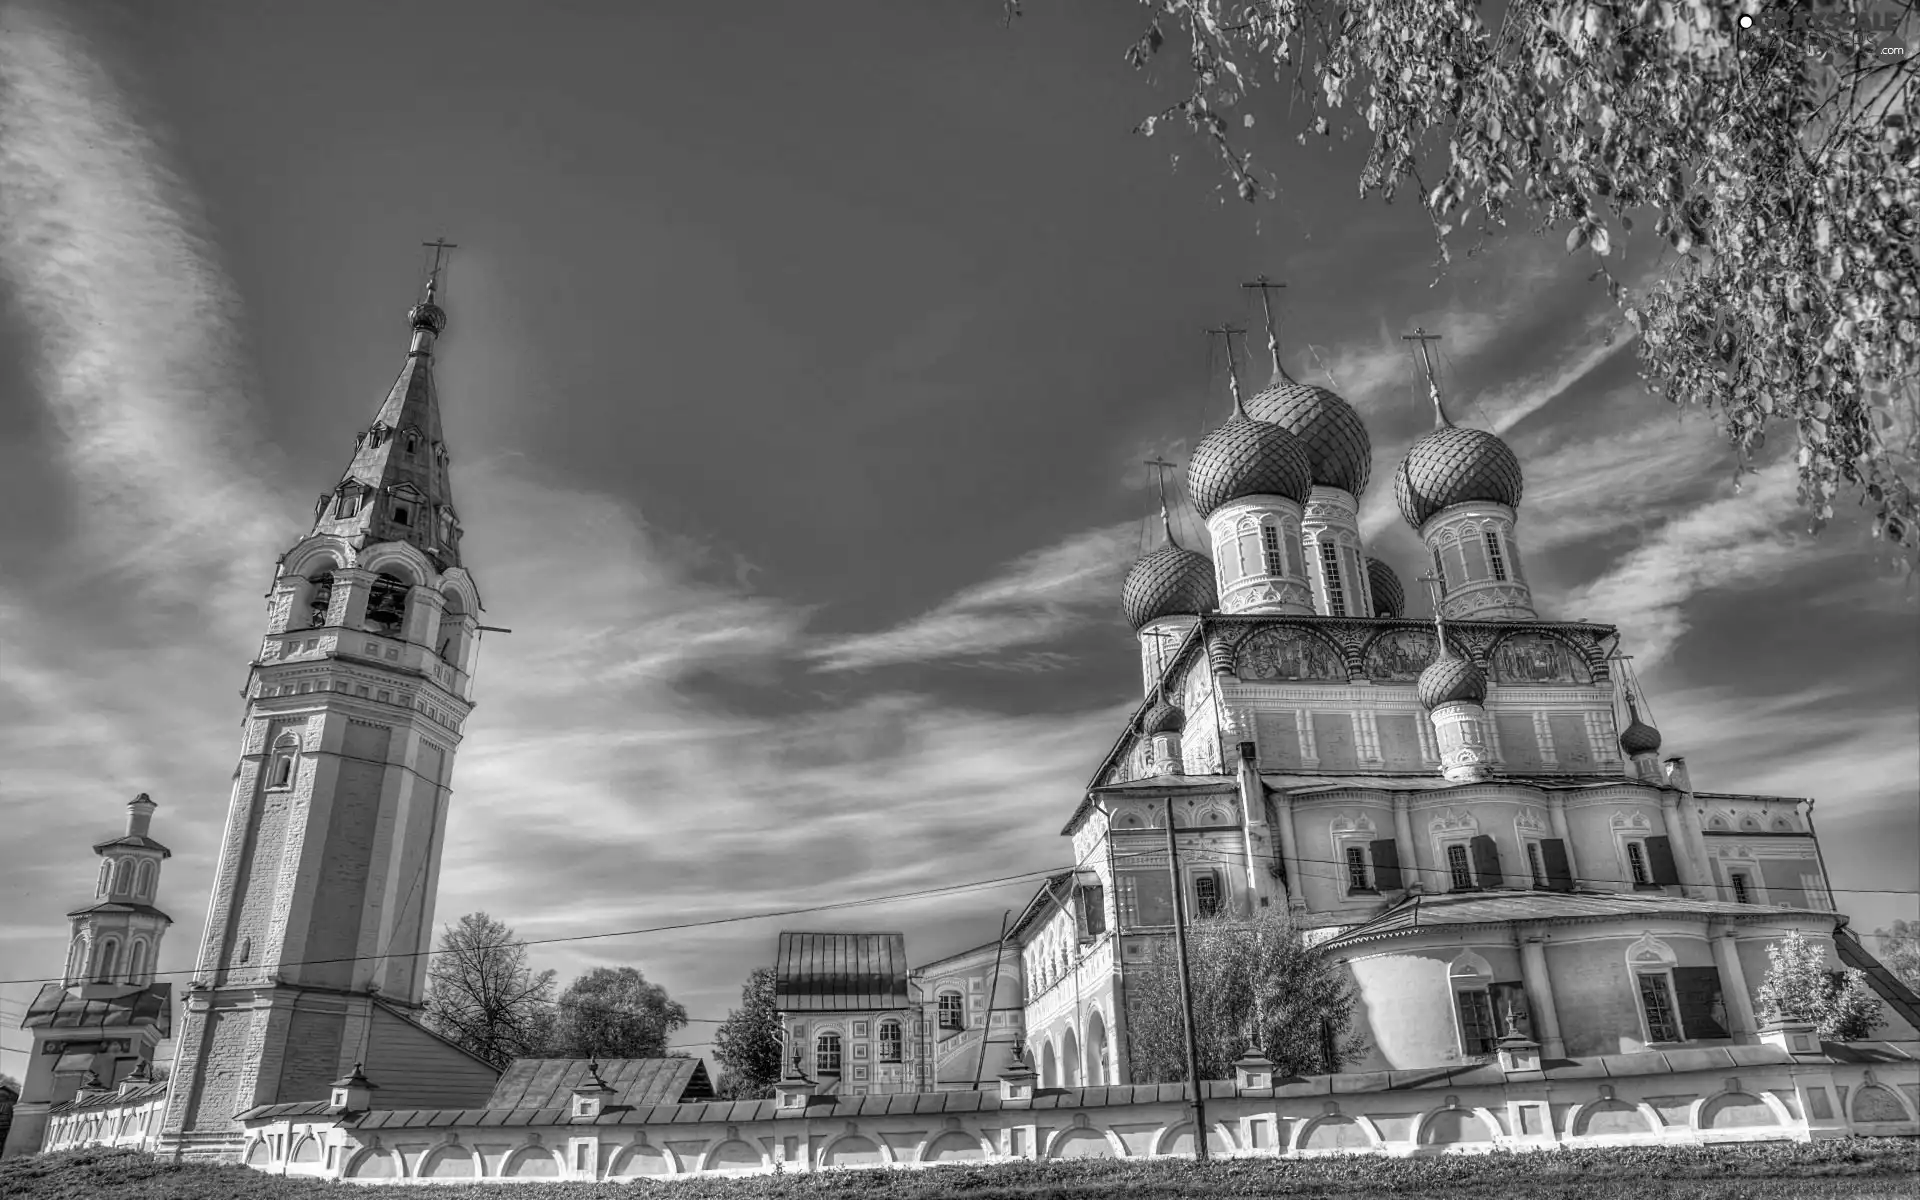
left=422, top=912, right=557, bottom=1068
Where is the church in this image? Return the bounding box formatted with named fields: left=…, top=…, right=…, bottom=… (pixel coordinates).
left=6, top=269, right=1917, bottom=1176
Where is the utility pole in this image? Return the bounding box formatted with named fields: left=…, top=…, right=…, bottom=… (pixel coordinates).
left=1163, top=796, right=1208, bottom=1161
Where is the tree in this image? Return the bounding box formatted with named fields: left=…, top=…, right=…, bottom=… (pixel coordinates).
left=1124, top=907, right=1366, bottom=1082
left=1873, top=919, right=1920, bottom=994
left=1022, top=0, right=1920, bottom=563
left=712, top=966, right=784, bottom=1099
left=422, top=912, right=557, bottom=1069
left=547, top=967, right=689, bottom=1060
left=1755, top=928, right=1885, bottom=1040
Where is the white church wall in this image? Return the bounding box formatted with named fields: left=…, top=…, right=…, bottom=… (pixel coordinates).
left=238, top=1053, right=1918, bottom=1182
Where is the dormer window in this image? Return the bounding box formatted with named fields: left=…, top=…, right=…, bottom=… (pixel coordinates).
left=335, top=491, right=361, bottom=519
left=405, top=434, right=419, bottom=455
left=392, top=503, right=411, bottom=527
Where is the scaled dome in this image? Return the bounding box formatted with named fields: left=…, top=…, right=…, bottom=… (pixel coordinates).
left=1417, top=650, right=1487, bottom=710
left=1121, top=543, right=1218, bottom=631
left=1143, top=696, right=1186, bottom=736
left=1619, top=705, right=1663, bottom=756
left=1367, top=557, right=1405, bottom=619
left=1186, top=414, right=1313, bottom=519
left=1246, top=378, right=1373, bottom=496
left=1394, top=426, right=1524, bottom=529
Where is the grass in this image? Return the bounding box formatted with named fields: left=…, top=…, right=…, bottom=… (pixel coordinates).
left=0, top=1140, right=1915, bottom=1199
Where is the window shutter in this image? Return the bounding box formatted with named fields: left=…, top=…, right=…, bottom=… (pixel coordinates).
left=1369, top=839, right=1403, bottom=891
left=1672, top=966, right=1729, bottom=1040
left=1539, top=839, right=1574, bottom=892
left=1646, top=835, right=1680, bottom=886
left=1469, top=834, right=1503, bottom=889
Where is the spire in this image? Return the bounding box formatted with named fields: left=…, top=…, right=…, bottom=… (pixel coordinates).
left=1207, top=325, right=1249, bottom=416
left=313, top=243, right=463, bottom=568
left=1241, top=276, right=1294, bottom=384
left=1402, top=326, right=1451, bottom=428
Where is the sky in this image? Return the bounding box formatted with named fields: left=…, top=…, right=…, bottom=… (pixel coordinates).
left=1, top=0, right=1915, bottom=1082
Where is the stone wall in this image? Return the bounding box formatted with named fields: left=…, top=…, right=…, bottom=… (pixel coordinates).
left=237, top=1046, right=1917, bottom=1183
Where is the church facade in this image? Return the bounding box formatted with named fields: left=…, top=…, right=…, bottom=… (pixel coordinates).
left=1008, top=312, right=1920, bottom=1090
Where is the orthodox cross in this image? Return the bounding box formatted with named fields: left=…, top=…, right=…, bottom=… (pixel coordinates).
left=1241, top=275, right=1291, bottom=382
left=421, top=237, right=459, bottom=296
left=1145, top=455, right=1179, bottom=543
left=1401, top=326, right=1450, bottom=425
left=1416, top=570, right=1449, bottom=651
left=1205, top=324, right=1248, bottom=411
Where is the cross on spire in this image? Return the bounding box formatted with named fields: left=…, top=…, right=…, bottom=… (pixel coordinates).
left=1145, top=456, right=1179, bottom=544
left=1401, top=326, right=1451, bottom=427
left=1207, top=325, right=1248, bottom=414
left=421, top=238, right=458, bottom=300
left=1241, top=276, right=1292, bottom=383
left=1416, top=570, right=1449, bottom=650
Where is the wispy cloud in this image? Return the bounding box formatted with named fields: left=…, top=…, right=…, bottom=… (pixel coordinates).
left=804, top=522, right=1139, bottom=672
left=1553, top=462, right=1820, bottom=666
left=0, top=5, right=287, bottom=614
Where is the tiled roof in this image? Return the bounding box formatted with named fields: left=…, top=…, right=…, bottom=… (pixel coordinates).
left=1834, top=927, right=1920, bottom=1033
left=22, top=982, right=172, bottom=1035
left=1324, top=890, right=1831, bottom=949
left=1008, top=873, right=1075, bottom=942
left=240, top=1044, right=1916, bottom=1129
left=50, top=1081, right=168, bottom=1114
left=486, top=1058, right=713, bottom=1110
left=775, top=933, right=910, bottom=1012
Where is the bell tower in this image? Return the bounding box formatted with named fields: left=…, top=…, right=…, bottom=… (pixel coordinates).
left=159, top=254, right=496, bottom=1159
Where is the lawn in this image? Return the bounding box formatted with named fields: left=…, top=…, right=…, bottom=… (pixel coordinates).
left=2, top=1140, right=1916, bottom=1199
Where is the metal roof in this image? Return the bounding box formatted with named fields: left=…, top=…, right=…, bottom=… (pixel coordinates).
left=775, top=933, right=910, bottom=1012
left=1835, top=927, right=1920, bottom=1033
left=1324, top=890, right=1831, bottom=950
left=49, top=1081, right=168, bottom=1114
left=22, top=982, right=172, bottom=1035
left=486, top=1058, right=712, bottom=1110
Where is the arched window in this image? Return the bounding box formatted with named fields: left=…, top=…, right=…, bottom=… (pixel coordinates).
left=94, top=938, right=120, bottom=982
left=815, top=1032, right=842, bottom=1074
left=1461, top=530, right=1492, bottom=582
left=236, top=936, right=252, bottom=966
left=113, top=859, right=134, bottom=895
left=364, top=573, right=409, bottom=635
left=1318, top=541, right=1347, bottom=615
left=268, top=732, right=299, bottom=791
left=938, top=991, right=965, bottom=1031
left=127, top=941, right=148, bottom=984
left=878, top=1020, right=903, bottom=1063
left=1261, top=523, right=1285, bottom=575
left=97, top=861, right=111, bottom=897
left=135, top=860, right=155, bottom=898
left=1483, top=529, right=1509, bottom=582
left=66, top=937, right=86, bottom=983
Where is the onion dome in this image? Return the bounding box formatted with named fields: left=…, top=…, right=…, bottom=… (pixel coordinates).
left=1186, top=413, right=1313, bottom=519
left=409, top=298, right=448, bottom=335
left=1143, top=695, right=1186, bottom=736
left=1393, top=425, right=1524, bottom=529
left=1121, top=541, right=1217, bottom=631
left=1417, top=649, right=1487, bottom=710
left=1619, top=697, right=1663, bottom=756
left=1367, top=557, right=1405, bottom=619
left=1246, top=378, right=1373, bottom=497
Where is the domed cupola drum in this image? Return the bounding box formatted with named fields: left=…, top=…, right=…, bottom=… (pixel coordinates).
left=1187, top=324, right=1315, bottom=617
left=1242, top=276, right=1377, bottom=617
left=1392, top=327, right=1536, bottom=622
